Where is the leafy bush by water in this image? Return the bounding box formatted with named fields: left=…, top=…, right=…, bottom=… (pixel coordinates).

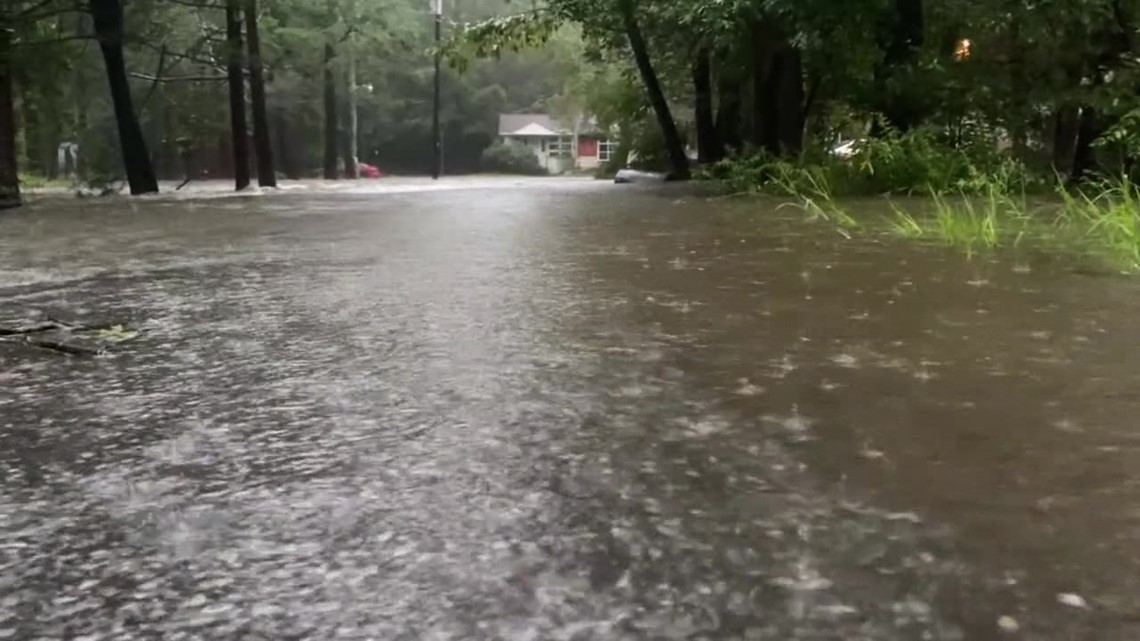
left=702, top=128, right=1040, bottom=198
left=480, top=142, right=548, bottom=175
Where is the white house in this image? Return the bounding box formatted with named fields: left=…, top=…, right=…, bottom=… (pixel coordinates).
left=497, top=114, right=617, bottom=174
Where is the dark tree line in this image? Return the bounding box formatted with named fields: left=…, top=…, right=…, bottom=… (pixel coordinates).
left=2, top=0, right=279, bottom=210
left=462, top=0, right=1140, bottom=183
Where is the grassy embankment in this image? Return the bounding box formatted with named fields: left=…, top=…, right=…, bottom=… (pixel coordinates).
left=703, top=133, right=1140, bottom=271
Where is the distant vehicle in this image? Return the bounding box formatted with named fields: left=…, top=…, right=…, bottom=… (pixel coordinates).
left=831, top=139, right=863, bottom=159
left=614, top=168, right=666, bottom=184
left=358, top=163, right=383, bottom=178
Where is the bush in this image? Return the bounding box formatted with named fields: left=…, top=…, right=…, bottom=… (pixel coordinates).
left=480, top=142, right=548, bottom=175
left=701, top=128, right=1041, bottom=198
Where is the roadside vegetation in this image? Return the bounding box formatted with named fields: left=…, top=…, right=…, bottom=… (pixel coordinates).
left=693, top=131, right=1140, bottom=268
left=696, top=128, right=1140, bottom=271
left=480, top=142, right=549, bottom=175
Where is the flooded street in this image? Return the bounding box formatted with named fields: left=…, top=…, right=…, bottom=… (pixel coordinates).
left=3, top=177, right=1140, bottom=639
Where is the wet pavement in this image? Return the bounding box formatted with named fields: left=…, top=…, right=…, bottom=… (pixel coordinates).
left=3, top=177, right=1140, bottom=639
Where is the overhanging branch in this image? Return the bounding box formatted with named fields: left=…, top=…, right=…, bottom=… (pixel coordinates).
left=15, top=0, right=86, bottom=24
left=160, top=0, right=225, bottom=8
left=12, top=34, right=93, bottom=47
left=129, top=72, right=227, bottom=82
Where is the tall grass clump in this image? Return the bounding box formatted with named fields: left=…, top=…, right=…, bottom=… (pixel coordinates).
left=1058, top=176, right=1140, bottom=268
left=767, top=163, right=859, bottom=231
left=888, top=179, right=1029, bottom=253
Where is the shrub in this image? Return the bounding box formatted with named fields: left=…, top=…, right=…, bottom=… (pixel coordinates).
left=480, top=142, right=548, bottom=175
left=701, top=128, right=1041, bottom=198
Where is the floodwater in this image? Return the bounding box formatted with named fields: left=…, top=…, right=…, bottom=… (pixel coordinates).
left=3, top=177, right=1140, bottom=639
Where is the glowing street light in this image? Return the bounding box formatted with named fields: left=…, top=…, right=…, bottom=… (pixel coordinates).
left=955, top=38, right=972, bottom=61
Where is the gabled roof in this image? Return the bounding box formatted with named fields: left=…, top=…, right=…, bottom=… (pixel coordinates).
left=498, top=113, right=603, bottom=137
left=512, top=122, right=559, bottom=136
left=499, top=113, right=563, bottom=137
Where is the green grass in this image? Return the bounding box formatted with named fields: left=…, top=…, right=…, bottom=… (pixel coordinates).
left=1057, top=177, right=1140, bottom=269
left=753, top=168, right=1140, bottom=272
left=18, top=173, right=73, bottom=190
left=896, top=185, right=1029, bottom=254
left=767, top=163, right=859, bottom=234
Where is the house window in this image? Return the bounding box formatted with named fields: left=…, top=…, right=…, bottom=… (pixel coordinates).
left=598, top=140, right=617, bottom=162
left=547, top=137, right=574, bottom=157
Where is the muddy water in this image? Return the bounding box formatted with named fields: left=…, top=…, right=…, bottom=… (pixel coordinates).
left=2, top=178, right=1140, bottom=639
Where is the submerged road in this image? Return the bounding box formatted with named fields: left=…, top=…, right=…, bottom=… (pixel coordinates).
left=3, top=177, right=1140, bottom=639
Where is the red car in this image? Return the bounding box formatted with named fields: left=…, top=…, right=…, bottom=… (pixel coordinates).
left=358, top=162, right=383, bottom=178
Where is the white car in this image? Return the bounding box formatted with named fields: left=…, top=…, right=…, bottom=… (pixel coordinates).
left=831, top=139, right=863, bottom=159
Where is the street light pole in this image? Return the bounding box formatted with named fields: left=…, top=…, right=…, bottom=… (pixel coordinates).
left=431, top=0, right=443, bottom=180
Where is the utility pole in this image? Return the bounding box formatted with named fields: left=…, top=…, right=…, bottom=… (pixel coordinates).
left=431, top=0, right=442, bottom=180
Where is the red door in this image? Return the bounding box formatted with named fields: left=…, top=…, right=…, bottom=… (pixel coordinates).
left=578, top=138, right=598, bottom=158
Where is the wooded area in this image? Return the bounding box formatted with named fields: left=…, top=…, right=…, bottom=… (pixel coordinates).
left=5, top=0, right=1140, bottom=209
left=456, top=0, right=1140, bottom=183
left=1, top=0, right=586, bottom=209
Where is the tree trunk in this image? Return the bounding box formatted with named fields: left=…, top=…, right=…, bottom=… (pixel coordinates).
left=74, top=9, right=91, bottom=181
left=1007, top=5, right=1029, bottom=157
left=244, top=0, right=276, bottom=187
left=89, top=0, right=158, bottom=195
left=774, top=46, right=805, bottom=156
left=0, top=17, right=20, bottom=210
left=323, top=43, right=338, bottom=180
left=692, top=46, right=721, bottom=164
left=341, top=129, right=354, bottom=179
left=344, top=43, right=358, bottom=179
left=715, top=69, right=743, bottom=154
left=273, top=108, right=299, bottom=179
left=1051, top=105, right=1079, bottom=176
left=225, top=0, right=250, bottom=191
left=1071, top=106, right=1101, bottom=182
left=749, top=19, right=779, bottom=153
left=619, top=0, right=689, bottom=179
left=875, top=0, right=926, bottom=132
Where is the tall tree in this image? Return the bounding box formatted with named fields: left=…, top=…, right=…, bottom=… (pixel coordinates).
left=225, top=0, right=251, bottom=191
left=618, top=0, right=688, bottom=179
left=0, top=7, right=19, bottom=210
left=323, top=42, right=338, bottom=179
left=244, top=0, right=275, bottom=187
left=715, top=57, right=744, bottom=154
left=874, top=0, right=926, bottom=132
left=691, top=45, right=719, bottom=163
left=344, top=42, right=358, bottom=179
left=89, top=0, right=158, bottom=195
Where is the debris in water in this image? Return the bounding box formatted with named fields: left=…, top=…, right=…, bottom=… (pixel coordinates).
left=859, top=443, right=887, bottom=461
left=997, top=615, right=1020, bottom=632
left=734, top=379, right=765, bottom=396
left=830, top=353, right=859, bottom=368
left=1056, top=593, right=1089, bottom=609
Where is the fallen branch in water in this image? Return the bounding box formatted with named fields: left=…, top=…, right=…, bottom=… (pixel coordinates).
left=45, top=318, right=118, bottom=332
left=21, top=338, right=104, bottom=357
left=0, top=323, right=59, bottom=337
left=0, top=319, right=134, bottom=357
left=0, top=319, right=117, bottom=336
